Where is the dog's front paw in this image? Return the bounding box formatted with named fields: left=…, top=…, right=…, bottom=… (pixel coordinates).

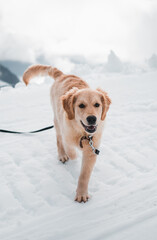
left=59, top=154, right=69, bottom=163
left=75, top=192, right=90, bottom=203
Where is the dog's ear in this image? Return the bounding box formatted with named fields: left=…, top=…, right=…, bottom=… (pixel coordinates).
left=61, top=88, right=78, bottom=120
left=97, top=88, right=111, bottom=120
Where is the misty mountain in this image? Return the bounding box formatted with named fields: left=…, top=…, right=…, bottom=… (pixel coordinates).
left=0, top=64, right=20, bottom=87
left=148, top=54, right=157, bottom=69
left=0, top=60, right=31, bottom=77
left=106, top=50, right=123, bottom=72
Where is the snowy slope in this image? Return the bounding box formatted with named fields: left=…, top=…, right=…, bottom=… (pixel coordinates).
left=0, top=71, right=157, bottom=240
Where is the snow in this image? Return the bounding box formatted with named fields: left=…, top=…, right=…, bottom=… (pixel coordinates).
left=0, top=70, right=157, bottom=240
left=0, top=80, right=9, bottom=88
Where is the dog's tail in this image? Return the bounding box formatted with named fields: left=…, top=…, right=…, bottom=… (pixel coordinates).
left=23, top=64, right=63, bottom=85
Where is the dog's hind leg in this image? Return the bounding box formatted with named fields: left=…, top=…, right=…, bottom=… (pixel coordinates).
left=54, top=119, right=69, bottom=163
left=57, top=135, right=69, bottom=163
left=64, top=144, right=77, bottom=160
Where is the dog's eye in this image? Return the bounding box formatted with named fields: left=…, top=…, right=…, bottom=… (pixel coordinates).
left=79, top=103, right=86, bottom=108
left=94, top=103, right=100, bottom=107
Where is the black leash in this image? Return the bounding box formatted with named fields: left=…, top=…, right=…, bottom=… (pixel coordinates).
left=0, top=125, right=100, bottom=155
left=0, top=125, right=54, bottom=134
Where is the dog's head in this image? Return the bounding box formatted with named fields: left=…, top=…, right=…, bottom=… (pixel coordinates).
left=62, top=87, right=111, bottom=134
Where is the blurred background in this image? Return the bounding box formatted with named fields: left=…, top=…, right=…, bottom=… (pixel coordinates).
left=0, top=0, right=157, bottom=87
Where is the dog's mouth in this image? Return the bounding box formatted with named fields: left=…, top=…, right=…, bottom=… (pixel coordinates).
left=80, top=121, right=97, bottom=133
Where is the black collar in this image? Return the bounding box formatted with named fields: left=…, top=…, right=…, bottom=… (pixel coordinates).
left=79, top=135, right=100, bottom=155
left=80, top=135, right=93, bottom=148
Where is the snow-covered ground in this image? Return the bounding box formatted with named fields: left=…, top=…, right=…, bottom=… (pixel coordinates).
left=0, top=70, right=157, bottom=240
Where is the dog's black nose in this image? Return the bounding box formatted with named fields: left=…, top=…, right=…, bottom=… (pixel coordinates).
left=86, top=115, right=97, bottom=125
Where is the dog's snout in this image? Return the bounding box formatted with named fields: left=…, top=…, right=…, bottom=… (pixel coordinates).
left=86, top=115, right=97, bottom=125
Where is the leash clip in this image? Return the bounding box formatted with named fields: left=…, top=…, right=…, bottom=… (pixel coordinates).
left=88, top=136, right=100, bottom=155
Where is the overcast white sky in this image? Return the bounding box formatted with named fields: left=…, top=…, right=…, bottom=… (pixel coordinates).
left=0, top=0, right=156, bottom=63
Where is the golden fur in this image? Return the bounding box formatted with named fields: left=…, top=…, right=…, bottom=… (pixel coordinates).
left=23, top=64, right=111, bottom=203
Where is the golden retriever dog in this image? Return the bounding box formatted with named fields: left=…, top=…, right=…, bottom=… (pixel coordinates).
left=23, top=65, right=111, bottom=203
